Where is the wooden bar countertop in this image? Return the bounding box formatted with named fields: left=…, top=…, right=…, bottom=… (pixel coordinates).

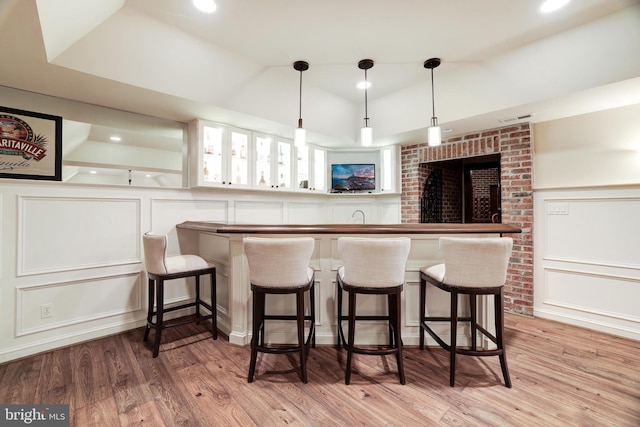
left=177, top=221, right=522, bottom=235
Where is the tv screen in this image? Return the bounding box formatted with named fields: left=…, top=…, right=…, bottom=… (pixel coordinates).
left=331, top=164, right=375, bottom=191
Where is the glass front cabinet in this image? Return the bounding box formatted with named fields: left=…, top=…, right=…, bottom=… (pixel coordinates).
left=296, top=145, right=326, bottom=192
left=189, top=119, right=328, bottom=193
left=253, top=134, right=294, bottom=190
left=190, top=119, right=250, bottom=188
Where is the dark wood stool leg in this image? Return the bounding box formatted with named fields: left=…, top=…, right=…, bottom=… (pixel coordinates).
left=449, top=289, right=458, bottom=386
left=470, top=293, right=477, bottom=351
left=345, top=290, right=357, bottom=385
left=387, top=292, right=394, bottom=347
left=195, top=275, right=201, bottom=322
left=297, top=290, right=308, bottom=383
left=496, top=289, right=512, bottom=388
left=336, top=279, right=343, bottom=347
left=152, top=278, right=164, bottom=358
left=144, top=277, right=154, bottom=341
left=419, top=276, right=426, bottom=350
left=210, top=270, right=217, bottom=339
left=248, top=289, right=264, bottom=383
left=391, top=290, right=405, bottom=385
left=309, top=281, right=316, bottom=347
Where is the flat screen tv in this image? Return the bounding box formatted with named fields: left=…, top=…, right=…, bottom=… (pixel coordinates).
left=331, top=163, right=375, bottom=192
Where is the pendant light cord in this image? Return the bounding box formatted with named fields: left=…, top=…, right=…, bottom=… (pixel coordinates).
left=430, top=67, right=436, bottom=119
left=364, top=68, right=369, bottom=122
left=298, top=70, right=303, bottom=123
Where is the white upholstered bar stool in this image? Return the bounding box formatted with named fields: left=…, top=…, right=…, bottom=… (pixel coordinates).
left=336, top=237, right=411, bottom=385
left=142, top=233, right=217, bottom=358
left=419, top=237, right=513, bottom=387
left=244, top=237, right=316, bottom=383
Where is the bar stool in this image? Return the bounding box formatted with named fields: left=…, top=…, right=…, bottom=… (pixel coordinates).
left=142, top=233, right=217, bottom=358
left=419, top=237, right=513, bottom=387
left=244, top=237, right=316, bottom=383
left=336, top=237, right=411, bottom=385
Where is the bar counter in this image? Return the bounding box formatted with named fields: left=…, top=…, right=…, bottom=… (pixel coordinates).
left=177, top=221, right=521, bottom=347
left=178, top=221, right=522, bottom=235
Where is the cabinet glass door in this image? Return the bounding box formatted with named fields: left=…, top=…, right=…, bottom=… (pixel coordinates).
left=296, top=145, right=309, bottom=189
left=313, top=148, right=326, bottom=191
left=255, top=135, right=271, bottom=187
left=203, top=125, right=224, bottom=183
left=230, top=130, right=249, bottom=185
left=276, top=140, right=291, bottom=189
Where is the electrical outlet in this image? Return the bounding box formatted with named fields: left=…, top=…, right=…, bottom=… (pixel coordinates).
left=41, top=303, right=53, bottom=319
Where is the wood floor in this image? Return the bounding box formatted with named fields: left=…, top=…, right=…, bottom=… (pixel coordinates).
left=1, top=313, right=639, bottom=426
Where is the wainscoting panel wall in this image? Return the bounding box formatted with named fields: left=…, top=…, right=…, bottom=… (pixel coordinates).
left=235, top=200, right=284, bottom=223
left=534, top=186, right=640, bottom=340
left=287, top=201, right=330, bottom=223
left=18, top=196, right=141, bottom=275
left=16, top=272, right=142, bottom=336
left=0, top=180, right=400, bottom=362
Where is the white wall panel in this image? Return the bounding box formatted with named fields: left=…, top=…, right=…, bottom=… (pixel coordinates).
left=287, top=201, right=329, bottom=224
left=535, top=188, right=640, bottom=340
left=544, top=197, right=640, bottom=268
left=543, top=268, right=640, bottom=322
left=151, top=198, right=228, bottom=256
left=235, top=200, right=283, bottom=223
left=18, top=196, right=140, bottom=275
left=16, top=272, right=142, bottom=336
left=377, top=199, right=401, bottom=224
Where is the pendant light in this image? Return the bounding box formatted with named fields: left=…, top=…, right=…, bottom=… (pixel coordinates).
left=424, top=58, right=442, bottom=147
left=293, top=61, right=309, bottom=148
left=358, top=59, right=374, bottom=147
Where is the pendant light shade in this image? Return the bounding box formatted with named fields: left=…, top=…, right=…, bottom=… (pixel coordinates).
left=358, top=59, right=374, bottom=147
left=293, top=60, right=309, bottom=148
left=424, top=58, right=442, bottom=147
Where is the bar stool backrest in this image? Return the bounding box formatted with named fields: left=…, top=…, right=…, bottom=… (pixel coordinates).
left=440, top=237, right=513, bottom=288
left=143, top=233, right=169, bottom=275
left=244, top=237, right=315, bottom=287
left=338, top=237, right=411, bottom=288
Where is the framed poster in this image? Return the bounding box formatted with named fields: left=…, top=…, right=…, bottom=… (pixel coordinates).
left=0, top=106, right=62, bottom=181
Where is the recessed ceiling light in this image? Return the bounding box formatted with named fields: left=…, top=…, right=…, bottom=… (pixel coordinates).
left=192, top=0, right=217, bottom=13
left=540, top=0, right=570, bottom=13
left=357, top=81, right=372, bottom=90
left=89, top=170, right=97, bottom=174
left=110, top=136, right=122, bottom=142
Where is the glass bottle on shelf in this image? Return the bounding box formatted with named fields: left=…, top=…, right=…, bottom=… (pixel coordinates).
left=204, top=161, right=209, bottom=180
left=259, top=171, right=266, bottom=186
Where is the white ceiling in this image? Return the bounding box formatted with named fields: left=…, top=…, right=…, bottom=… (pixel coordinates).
left=1, top=0, right=640, bottom=149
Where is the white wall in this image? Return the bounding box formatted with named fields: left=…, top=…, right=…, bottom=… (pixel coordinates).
left=533, top=105, right=640, bottom=340
left=533, top=103, right=640, bottom=189
left=0, top=180, right=399, bottom=362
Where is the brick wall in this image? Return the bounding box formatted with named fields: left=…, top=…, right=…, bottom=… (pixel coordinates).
left=401, top=123, right=534, bottom=315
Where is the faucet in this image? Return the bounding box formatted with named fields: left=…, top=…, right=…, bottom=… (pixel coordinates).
left=352, top=209, right=366, bottom=224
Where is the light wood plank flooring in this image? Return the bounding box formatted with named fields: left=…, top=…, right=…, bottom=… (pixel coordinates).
left=1, top=313, right=639, bottom=426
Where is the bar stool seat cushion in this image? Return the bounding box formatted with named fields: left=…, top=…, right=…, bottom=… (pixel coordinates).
left=420, top=263, right=444, bottom=283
